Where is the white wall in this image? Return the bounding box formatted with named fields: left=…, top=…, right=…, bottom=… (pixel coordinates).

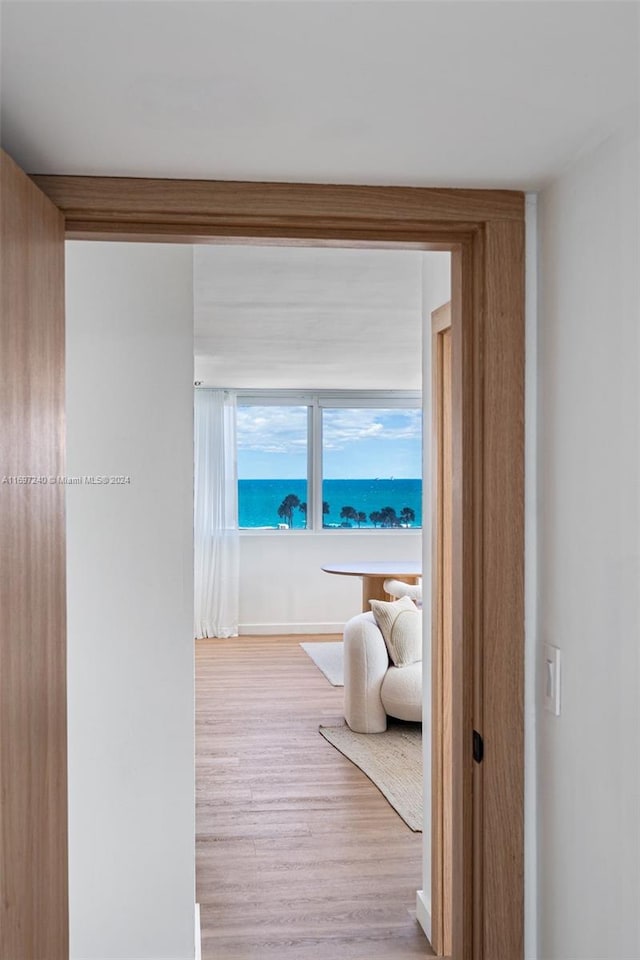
left=537, top=125, right=640, bottom=958
left=421, top=253, right=451, bottom=322
left=66, top=243, right=195, bottom=960
left=239, top=531, right=421, bottom=633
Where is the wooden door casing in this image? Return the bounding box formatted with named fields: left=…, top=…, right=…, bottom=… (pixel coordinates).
left=25, top=174, right=525, bottom=960
left=431, top=302, right=453, bottom=956
left=0, top=150, right=68, bottom=960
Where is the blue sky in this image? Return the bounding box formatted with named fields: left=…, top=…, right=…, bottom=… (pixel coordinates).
left=237, top=406, right=422, bottom=479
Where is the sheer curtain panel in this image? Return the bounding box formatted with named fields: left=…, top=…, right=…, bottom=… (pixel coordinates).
left=194, top=389, right=239, bottom=638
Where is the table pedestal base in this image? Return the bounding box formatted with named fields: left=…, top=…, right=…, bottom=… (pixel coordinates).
left=361, top=575, right=420, bottom=613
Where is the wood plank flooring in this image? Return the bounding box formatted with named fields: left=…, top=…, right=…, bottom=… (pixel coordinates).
left=196, top=634, right=432, bottom=960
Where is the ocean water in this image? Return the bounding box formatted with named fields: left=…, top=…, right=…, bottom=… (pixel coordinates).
left=238, top=478, right=422, bottom=529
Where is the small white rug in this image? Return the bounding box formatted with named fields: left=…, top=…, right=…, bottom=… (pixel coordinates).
left=319, top=721, right=423, bottom=831
left=300, top=641, right=344, bottom=686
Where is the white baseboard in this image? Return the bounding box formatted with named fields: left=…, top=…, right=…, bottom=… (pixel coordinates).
left=239, top=622, right=345, bottom=636
left=416, top=889, right=432, bottom=944
left=195, top=902, right=201, bottom=960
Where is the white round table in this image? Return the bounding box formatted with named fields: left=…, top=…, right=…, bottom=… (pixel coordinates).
left=321, top=560, right=422, bottom=612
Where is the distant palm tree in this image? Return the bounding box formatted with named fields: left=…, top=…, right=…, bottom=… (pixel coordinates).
left=369, top=510, right=382, bottom=528
left=277, top=493, right=301, bottom=527
left=357, top=511, right=367, bottom=527
left=380, top=505, right=399, bottom=528
left=340, top=505, right=358, bottom=526
left=400, top=506, right=415, bottom=527
left=323, top=501, right=330, bottom=516
left=299, top=502, right=307, bottom=527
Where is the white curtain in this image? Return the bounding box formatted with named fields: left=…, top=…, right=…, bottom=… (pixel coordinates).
left=194, top=389, right=239, bottom=638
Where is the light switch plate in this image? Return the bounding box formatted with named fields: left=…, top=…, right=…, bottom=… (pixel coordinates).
left=543, top=643, right=561, bottom=716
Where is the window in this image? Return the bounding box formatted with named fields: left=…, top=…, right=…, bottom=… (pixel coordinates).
left=237, top=404, right=309, bottom=529
left=322, top=407, right=422, bottom=529
left=237, top=393, right=422, bottom=531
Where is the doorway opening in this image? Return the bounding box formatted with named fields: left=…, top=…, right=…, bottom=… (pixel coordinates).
left=191, top=242, right=451, bottom=957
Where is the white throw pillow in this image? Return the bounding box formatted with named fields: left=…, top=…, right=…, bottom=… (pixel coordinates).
left=369, top=596, right=422, bottom=667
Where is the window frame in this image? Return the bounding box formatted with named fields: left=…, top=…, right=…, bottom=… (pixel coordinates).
left=236, top=389, right=422, bottom=533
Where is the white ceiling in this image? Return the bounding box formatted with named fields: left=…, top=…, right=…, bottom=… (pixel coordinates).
left=1, top=1, right=637, bottom=188
left=194, top=246, right=447, bottom=389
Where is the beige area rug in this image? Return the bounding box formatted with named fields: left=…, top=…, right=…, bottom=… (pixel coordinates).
left=300, top=640, right=344, bottom=686
left=319, top=720, right=423, bottom=831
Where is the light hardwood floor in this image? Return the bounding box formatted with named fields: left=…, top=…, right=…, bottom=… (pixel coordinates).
left=196, top=634, right=432, bottom=960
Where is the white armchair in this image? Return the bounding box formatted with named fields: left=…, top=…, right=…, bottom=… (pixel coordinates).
left=343, top=608, right=422, bottom=734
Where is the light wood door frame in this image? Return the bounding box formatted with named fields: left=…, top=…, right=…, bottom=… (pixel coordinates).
left=23, top=172, right=525, bottom=960
left=432, top=302, right=453, bottom=956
